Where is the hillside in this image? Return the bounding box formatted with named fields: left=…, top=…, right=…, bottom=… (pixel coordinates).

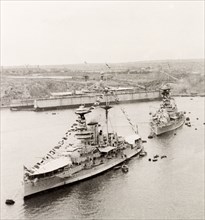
left=0, top=59, right=204, bottom=107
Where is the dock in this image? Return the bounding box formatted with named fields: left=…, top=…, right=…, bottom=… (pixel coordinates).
left=8, top=90, right=161, bottom=111
left=34, top=90, right=161, bottom=111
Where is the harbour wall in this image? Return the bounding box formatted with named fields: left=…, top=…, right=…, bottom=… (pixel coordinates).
left=34, top=91, right=161, bottom=111
left=10, top=99, right=35, bottom=111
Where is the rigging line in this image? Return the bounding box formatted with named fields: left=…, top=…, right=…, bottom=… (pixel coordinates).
left=110, top=91, right=138, bottom=134
left=120, top=107, right=136, bottom=133
left=163, top=71, right=179, bottom=81
left=12, top=187, right=22, bottom=199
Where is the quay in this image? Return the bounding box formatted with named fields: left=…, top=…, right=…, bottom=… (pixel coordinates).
left=7, top=91, right=205, bottom=111
left=34, top=90, right=160, bottom=111
left=8, top=90, right=160, bottom=111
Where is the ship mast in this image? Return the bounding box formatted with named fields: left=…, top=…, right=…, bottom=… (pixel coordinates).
left=101, top=63, right=112, bottom=144
left=102, top=88, right=112, bottom=143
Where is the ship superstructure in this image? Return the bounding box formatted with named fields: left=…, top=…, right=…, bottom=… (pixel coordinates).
left=23, top=89, right=146, bottom=198
left=150, top=84, right=185, bottom=135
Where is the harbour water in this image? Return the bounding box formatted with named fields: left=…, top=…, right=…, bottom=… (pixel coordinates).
left=1, top=97, right=204, bottom=219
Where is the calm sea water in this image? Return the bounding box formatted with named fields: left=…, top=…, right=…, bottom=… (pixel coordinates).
left=1, top=97, right=204, bottom=219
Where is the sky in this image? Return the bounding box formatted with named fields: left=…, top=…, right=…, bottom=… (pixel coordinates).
left=1, top=1, right=204, bottom=66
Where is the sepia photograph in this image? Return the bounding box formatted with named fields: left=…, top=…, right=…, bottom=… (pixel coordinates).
left=1, top=0, right=204, bottom=219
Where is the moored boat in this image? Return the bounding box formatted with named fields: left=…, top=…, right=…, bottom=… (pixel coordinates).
left=150, top=84, right=185, bottom=136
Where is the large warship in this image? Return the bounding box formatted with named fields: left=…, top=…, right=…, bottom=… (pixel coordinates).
left=23, top=89, right=146, bottom=198
left=150, top=84, right=185, bottom=136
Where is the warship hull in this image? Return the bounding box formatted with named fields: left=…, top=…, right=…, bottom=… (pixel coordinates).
left=151, top=115, right=185, bottom=136
left=24, top=147, right=142, bottom=199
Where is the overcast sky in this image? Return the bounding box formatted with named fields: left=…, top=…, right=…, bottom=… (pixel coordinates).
left=1, top=1, right=204, bottom=66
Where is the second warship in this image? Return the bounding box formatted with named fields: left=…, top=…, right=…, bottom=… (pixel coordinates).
left=150, top=84, right=185, bottom=136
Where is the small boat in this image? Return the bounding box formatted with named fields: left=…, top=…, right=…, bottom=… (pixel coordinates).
left=139, top=151, right=147, bottom=157
left=121, top=165, right=129, bottom=173
left=148, top=134, right=153, bottom=139
left=5, top=199, right=15, bottom=205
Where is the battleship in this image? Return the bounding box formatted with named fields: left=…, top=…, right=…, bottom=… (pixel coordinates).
left=150, top=84, right=185, bottom=136
left=23, top=88, right=146, bottom=198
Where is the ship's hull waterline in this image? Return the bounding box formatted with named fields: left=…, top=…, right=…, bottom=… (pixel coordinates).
left=24, top=147, right=142, bottom=199
left=151, top=115, right=185, bottom=136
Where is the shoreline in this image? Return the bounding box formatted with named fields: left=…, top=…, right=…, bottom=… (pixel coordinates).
left=1, top=94, right=204, bottom=111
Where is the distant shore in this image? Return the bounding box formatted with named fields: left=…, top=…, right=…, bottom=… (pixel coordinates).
left=1, top=59, right=204, bottom=108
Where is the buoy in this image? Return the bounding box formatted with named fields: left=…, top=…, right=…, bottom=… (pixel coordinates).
left=152, top=159, right=158, bottom=162
left=196, top=118, right=199, bottom=120
left=186, top=117, right=190, bottom=121
left=5, top=199, right=15, bottom=205
left=121, top=165, right=129, bottom=173
left=148, top=135, right=153, bottom=139
left=148, top=158, right=151, bottom=161
left=195, top=128, right=197, bottom=130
